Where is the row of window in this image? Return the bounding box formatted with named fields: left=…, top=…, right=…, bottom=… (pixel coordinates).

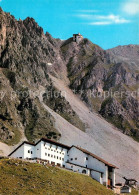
left=45, top=147, right=65, bottom=155
left=70, top=166, right=87, bottom=174
left=70, top=158, right=77, bottom=161
left=70, top=157, right=88, bottom=161
left=27, top=149, right=66, bottom=156
left=45, top=153, right=64, bottom=161
left=28, top=150, right=33, bottom=154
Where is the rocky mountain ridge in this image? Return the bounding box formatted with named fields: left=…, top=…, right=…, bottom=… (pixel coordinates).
left=0, top=7, right=138, bottom=144
left=0, top=8, right=139, bottom=182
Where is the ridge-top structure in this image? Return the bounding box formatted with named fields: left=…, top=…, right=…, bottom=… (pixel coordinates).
left=73, top=33, right=83, bottom=43
left=9, top=137, right=117, bottom=188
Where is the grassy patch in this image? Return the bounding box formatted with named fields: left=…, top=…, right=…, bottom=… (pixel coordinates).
left=0, top=158, right=115, bottom=195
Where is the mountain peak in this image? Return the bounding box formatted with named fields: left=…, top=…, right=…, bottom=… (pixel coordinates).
left=23, top=17, right=44, bottom=36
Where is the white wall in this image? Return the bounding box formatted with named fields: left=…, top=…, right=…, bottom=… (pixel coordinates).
left=68, top=147, right=88, bottom=167
left=10, top=144, right=24, bottom=159
left=24, top=144, right=35, bottom=159
left=38, top=141, right=68, bottom=166
left=66, top=163, right=90, bottom=175
left=88, top=155, right=108, bottom=185
left=91, top=170, right=102, bottom=184
left=35, top=141, right=42, bottom=159
left=68, top=147, right=110, bottom=186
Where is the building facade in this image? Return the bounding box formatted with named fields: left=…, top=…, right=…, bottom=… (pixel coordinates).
left=73, top=33, right=83, bottom=43
left=9, top=138, right=117, bottom=187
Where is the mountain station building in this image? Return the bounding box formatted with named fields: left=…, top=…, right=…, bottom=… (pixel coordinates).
left=8, top=137, right=117, bottom=187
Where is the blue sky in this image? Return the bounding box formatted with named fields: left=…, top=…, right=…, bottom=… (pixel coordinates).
left=0, top=0, right=139, bottom=49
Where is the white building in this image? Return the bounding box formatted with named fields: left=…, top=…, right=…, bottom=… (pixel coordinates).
left=73, top=33, right=83, bottom=43
left=8, top=137, right=117, bottom=187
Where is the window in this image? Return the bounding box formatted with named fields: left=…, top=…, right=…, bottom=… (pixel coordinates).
left=28, top=150, right=30, bottom=153
left=57, top=156, right=58, bottom=159
left=86, top=157, right=88, bottom=160
left=62, top=153, right=64, bottom=155
left=31, top=151, right=33, bottom=154
left=63, top=165, right=65, bottom=168
left=51, top=149, right=53, bottom=151
left=60, top=152, right=61, bottom=154
left=45, top=153, right=47, bottom=156
left=45, top=147, right=47, bottom=149
left=71, top=158, right=73, bottom=161
left=62, top=158, right=64, bottom=161
left=71, top=166, right=73, bottom=168
left=51, top=155, right=53, bottom=158
left=57, top=151, right=58, bottom=153
left=82, top=170, right=87, bottom=174
left=48, top=148, right=50, bottom=150
left=54, top=150, right=56, bottom=152
left=75, top=158, right=77, bottom=160
left=86, top=165, right=87, bottom=168
left=37, top=149, right=39, bottom=150
left=60, top=157, right=61, bottom=160
left=54, top=156, right=56, bottom=158
left=48, top=154, right=50, bottom=157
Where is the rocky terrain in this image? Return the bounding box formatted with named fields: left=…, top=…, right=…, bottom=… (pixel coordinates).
left=0, top=8, right=139, bottom=182
left=0, top=7, right=79, bottom=144
left=60, top=38, right=139, bottom=140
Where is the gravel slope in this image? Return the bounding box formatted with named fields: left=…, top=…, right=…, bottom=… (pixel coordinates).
left=44, top=75, right=139, bottom=183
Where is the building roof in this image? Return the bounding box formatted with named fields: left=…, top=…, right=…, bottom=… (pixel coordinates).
left=36, top=137, right=70, bottom=149
left=72, top=146, right=118, bottom=168
left=8, top=137, right=70, bottom=156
